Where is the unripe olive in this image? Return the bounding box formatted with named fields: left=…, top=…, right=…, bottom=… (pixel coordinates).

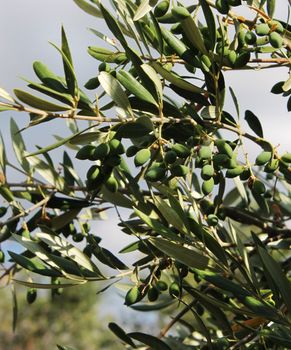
left=268, top=20, right=284, bottom=34
left=148, top=286, right=160, bottom=302
left=202, top=177, right=215, bottom=195
left=76, top=145, right=95, bottom=160
left=156, top=280, right=168, bottom=291
left=145, top=166, right=166, bottom=182
left=170, top=164, right=189, bottom=177
left=134, top=148, right=151, bottom=167
left=169, top=282, right=180, bottom=298
left=237, top=29, right=246, bottom=46
left=255, top=151, right=272, bottom=166
left=213, top=153, right=229, bottom=169
left=27, top=288, right=37, bottom=304
left=86, top=165, right=101, bottom=182
left=226, top=166, right=245, bottom=178
left=252, top=179, right=266, bottom=194
left=234, top=51, right=250, bottom=68
left=98, top=62, right=111, bottom=72
left=201, top=164, right=215, bottom=180
left=264, top=159, right=279, bottom=173
left=215, top=0, right=230, bottom=14
left=105, top=175, right=118, bottom=192
left=126, top=145, right=139, bottom=157
left=227, top=0, right=241, bottom=6
left=125, top=286, right=141, bottom=306
left=170, top=23, right=183, bottom=35
left=154, top=0, right=169, bottom=17
left=226, top=157, right=238, bottom=169
left=73, top=233, right=84, bottom=242
left=108, top=139, right=125, bottom=155
left=269, top=31, right=283, bottom=48
left=105, top=155, right=122, bottom=167
left=0, top=250, right=4, bottom=263
left=207, top=214, right=219, bottom=226
left=92, top=143, right=110, bottom=160
left=228, top=50, right=237, bottom=67
left=281, top=153, right=291, bottom=163
left=84, top=77, right=100, bottom=90
left=199, top=146, right=212, bottom=160
left=245, top=31, right=257, bottom=45
left=164, top=150, right=177, bottom=164
left=255, top=23, right=270, bottom=36
left=240, top=168, right=251, bottom=180
left=215, top=139, right=233, bottom=158
left=172, top=143, right=190, bottom=158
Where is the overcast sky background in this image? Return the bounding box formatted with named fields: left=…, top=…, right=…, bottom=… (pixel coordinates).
left=0, top=1, right=290, bottom=254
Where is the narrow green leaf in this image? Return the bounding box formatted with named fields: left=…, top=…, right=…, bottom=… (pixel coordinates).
left=0, top=132, right=7, bottom=174
left=25, top=154, right=65, bottom=191
left=283, top=72, right=291, bottom=92
left=13, top=279, right=85, bottom=289
left=133, top=0, right=152, bottom=21
left=0, top=87, right=15, bottom=102
left=33, top=61, right=67, bottom=92
left=12, top=233, right=67, bottom=274
left=100, top=4, right=127, bottom=47
left=26, top=80, right=74, bottom=106
left=180, top=16, right=208, bottom=55
left=61, top=26, right=77, bottom=96
left=188, top=218, right=227, bottom=266
left=72, top=0, right=101, bottom=17
left=36, top=232, right=101, bottom=275
left=108, top=323, right=137, bottom=348
left=150, top=62, right=204, bottom=93
left=10, top=119, right=30, bottom=173
left=127, top=332, right=171, bottom=350
left=88, top=28, right=117, bottom=47
left=149, top=12, right=164, bottom=54
left=99, top=71, right=133, bottom=118
left=245, top=110, right=264, bottom=138
left=49, top=42, right=78, bottom=98
left=116, top=69, right=157, bottom=106
left=11, top=284, right=18, bottom=332
left=258, top=246, right=291, bottom=314
left=14, top=89, right=71, bottom=111
left=267, top=0, right=275, bottom=18
left=101, top=186, right=132, bottom=208
left=153, top=196, right=188, bottom=235
left=116, top=70, right=158, bottom=106
left=134, top=208, right=184, bottom=242
left=150, top=237, right=209, bottom=269
left=229, top=86, right=240, bottom=118
left=63, top=151, right=75, bottom=189
left=200, top=0, right=216, bottom=50
left=26, top=125, right=95, bottom=157
left=51, top=208, right=81, bottom=230
left=141, top=63, right=163, bottom=104
left=8, top=251, right=62, bottom=277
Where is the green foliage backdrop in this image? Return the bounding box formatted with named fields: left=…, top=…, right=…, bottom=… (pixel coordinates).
left=0, top=0, right=291, bottom=348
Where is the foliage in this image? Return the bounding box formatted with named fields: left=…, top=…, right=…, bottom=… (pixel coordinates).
left=0, top=283, right=124, bottom=350
left=0, top=0, right=291, bottom=348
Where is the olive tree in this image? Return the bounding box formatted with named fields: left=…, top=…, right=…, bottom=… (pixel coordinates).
left=0, top=0, right=291, bottom=348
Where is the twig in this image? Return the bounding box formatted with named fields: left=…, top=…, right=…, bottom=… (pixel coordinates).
left=0, top=191, right=56, bottom=228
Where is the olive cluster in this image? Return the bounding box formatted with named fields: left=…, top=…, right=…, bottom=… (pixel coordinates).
left=126, top=140, right=192, bottom=182
left=76, top=138, right=124, bottom=193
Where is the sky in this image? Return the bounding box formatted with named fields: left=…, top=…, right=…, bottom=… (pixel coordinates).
left=0, top=0, right=290, bottom=252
